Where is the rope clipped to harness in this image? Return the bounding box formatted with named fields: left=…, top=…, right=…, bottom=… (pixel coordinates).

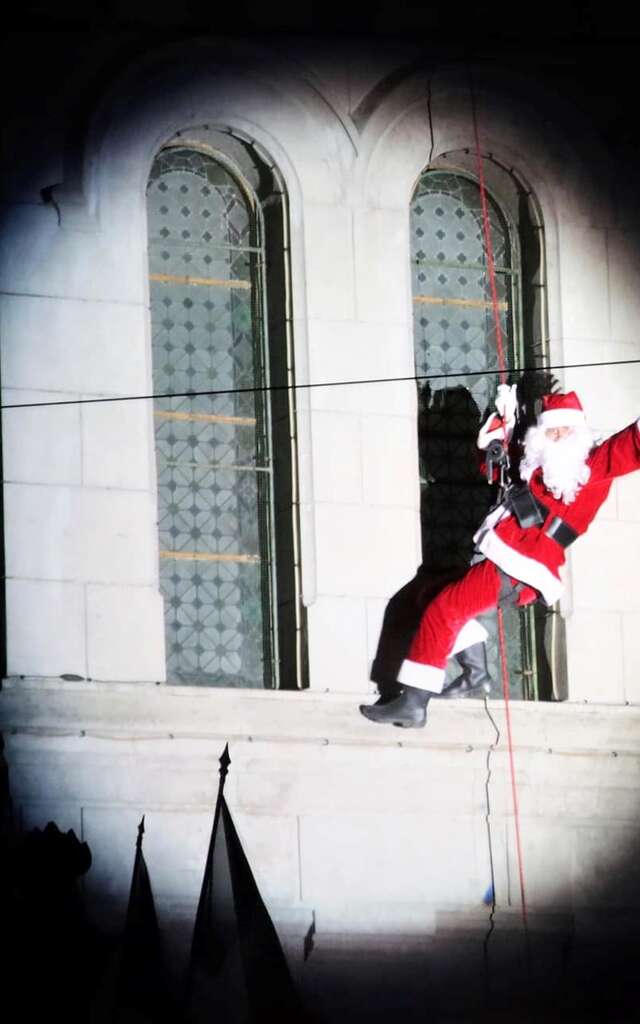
left=470, top=82, right=529, bottom=935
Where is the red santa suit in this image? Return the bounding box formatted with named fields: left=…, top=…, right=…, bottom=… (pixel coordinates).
left=398, top=392, right=640, bottom=694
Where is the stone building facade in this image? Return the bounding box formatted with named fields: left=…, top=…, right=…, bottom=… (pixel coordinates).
left=1, top=26, right=640, bottom=1018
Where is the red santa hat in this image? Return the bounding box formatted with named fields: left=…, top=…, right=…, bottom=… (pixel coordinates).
left=538, top=391, right=586, bottom=429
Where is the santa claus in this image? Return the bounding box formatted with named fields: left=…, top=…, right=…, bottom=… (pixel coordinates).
left=360, top=389, right=640, bottom=728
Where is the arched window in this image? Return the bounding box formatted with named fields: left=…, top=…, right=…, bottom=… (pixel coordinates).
left=411, top=164, right=553, bottom=699
left=146, top=139, right=302, bottom=689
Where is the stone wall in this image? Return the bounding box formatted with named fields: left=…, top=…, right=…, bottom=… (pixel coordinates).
left=1, top=34, right=640, bottom=1020
left=1, top=42, right=639, bottom=697
left=2, top=679, right=640, bottom=1016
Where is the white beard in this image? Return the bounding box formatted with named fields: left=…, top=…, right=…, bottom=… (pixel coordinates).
left=520, top=424, right=595, bottom=504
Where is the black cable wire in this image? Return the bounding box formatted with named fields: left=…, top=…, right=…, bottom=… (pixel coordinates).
left=482, top=693, right=501, bottom=1002
left=1, top=357, right=639, bottom=412
left=426, top=78, right=435, bottom=165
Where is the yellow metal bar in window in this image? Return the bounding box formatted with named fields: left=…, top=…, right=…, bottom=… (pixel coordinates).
left=159, top=551, right=261, bottom=563
left=413, top=295, right=508, bottom=311
left=149, top=273, right=251, bottom=289
left=154, top=411, right=257, bottom=426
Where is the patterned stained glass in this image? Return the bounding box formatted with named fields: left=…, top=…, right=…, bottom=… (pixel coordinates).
left=147, top=147, right=274, bottom=687
left=411, top=170, right=529, bottom=699
left=412, top=170, right=513, bottom=423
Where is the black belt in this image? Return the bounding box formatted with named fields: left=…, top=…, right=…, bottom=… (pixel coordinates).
left=544, top=516, right=579, bottom=548
left=505, top=484, right=548, bottom=528
left=504, top=484, right=578, bottom=548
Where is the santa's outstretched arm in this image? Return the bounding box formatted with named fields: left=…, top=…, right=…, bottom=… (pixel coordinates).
left=587, top=416, right=640, bottom=481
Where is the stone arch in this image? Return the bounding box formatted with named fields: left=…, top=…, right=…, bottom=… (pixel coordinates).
left=45, top=39, right=367, bottom=611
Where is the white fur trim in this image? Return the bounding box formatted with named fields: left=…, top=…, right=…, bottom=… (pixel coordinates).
left=474, top=528, right=564, bottom=605
left=478, top=428, right=504, bottom=448
left=474, top=503, right=510, bottom=538
left=451, top=618, right=489, bottom=653
left=477, top=415, right=514, bottom=450
left=538, top=409, right=586, bottom=429
left=398, top=659, right=446, bottom=694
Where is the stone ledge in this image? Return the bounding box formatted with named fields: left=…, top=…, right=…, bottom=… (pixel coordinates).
left=1, top=677, right=640, bottom=756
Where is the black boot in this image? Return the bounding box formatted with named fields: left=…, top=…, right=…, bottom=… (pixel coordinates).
left=359, top=684, right=431, bottom=728
left=440, top=642, right=493, bottom=699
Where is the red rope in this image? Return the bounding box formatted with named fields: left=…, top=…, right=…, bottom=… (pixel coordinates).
left=471, top=96, right=508, bottom=387
left=471, top=84, right=528, bottom=928
left=496, top=607, right=528, bottom=926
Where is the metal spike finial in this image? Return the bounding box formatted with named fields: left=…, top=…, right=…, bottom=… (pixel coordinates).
left=136, top=815, right=145, bottom=850
left=219, top=743, right=231, bottom=779
left=216, top=744, right=231, bottom=800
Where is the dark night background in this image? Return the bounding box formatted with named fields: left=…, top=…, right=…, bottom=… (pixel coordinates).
left=2, top=1, right=640, bottom=195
